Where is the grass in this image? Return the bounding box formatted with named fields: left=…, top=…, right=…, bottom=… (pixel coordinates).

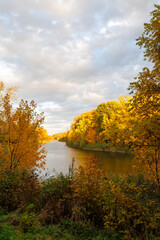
left=82, top=142, right=109, bottom=150
left=67, top=142, right=132, bottom=153
left=0, top=211, right=121, bottom=240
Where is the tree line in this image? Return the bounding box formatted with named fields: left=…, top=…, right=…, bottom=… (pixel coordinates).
left=57, top=4, right=160, bottom=188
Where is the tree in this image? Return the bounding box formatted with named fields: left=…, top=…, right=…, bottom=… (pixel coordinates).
left=67, top=110, right=98, bottom=147
left=0, top=82, right=46, bottom=172
left=136, top=4, right=160, bottom=67
left=37, top=127, right=52, bottom=143
left=129, top=4, right=160, bottom=187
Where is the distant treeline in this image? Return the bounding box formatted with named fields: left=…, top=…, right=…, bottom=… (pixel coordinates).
left=59, top=96, right=133, bottom=152
left=52, top=132, right=67, bottom=142
left=38, top=127, right=53, bottom=144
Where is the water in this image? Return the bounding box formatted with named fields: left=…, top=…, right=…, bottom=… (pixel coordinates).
left=41, top=141, right=134, bottom=176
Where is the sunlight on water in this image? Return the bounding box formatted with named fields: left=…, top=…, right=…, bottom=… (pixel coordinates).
left=42, top=141, right=134, bottom=176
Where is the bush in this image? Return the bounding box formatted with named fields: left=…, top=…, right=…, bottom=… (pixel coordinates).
left=104, top=174, right=160, bottom=239
left=0, top=156, right=160, bottom=239
left=72, top=158, right=107, bottom=226
left=39, top=173, right=73, bottom=224
left=19, top=171, right=41, bottom=209
left=0, top=224, right=16, bottom=240
left=19, top=204, right=40, bottom=233
left=0, top=171, right=21, bottom=211
left=0, top=170, right=41, bottom=211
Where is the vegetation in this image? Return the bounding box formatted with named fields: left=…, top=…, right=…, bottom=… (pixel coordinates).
left=0, top=4, right=159, bottom=240
left=52, top=132, right=67, bottom=142
left=128, top=4, right=160, bottom=188
left=59, top=5, right=160, bottom=189
left=0, top=82, right=47, bottom=172
left=0, top=159, right=160, bottom=239
left=65, top=96, right=133, bottom=152
left=0, top=212, right=120, bottom=240
left=37, top=127, right=53, bottom=144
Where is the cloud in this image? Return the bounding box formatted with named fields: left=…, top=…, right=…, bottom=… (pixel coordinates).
left=0, top=0, right=157, bottom=134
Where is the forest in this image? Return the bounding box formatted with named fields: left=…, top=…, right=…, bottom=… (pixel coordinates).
left=0, top=4, right=160, bottom=240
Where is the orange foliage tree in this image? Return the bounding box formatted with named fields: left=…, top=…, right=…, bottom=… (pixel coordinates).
left=85, top=128, right=96, bottom=143
left=0, top=82, right=46, bottom=172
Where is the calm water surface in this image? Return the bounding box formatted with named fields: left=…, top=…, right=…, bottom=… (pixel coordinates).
left=42, top=141, right=134, bottom=176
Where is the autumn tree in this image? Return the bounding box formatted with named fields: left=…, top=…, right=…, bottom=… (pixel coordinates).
left=66, top=97, right=134, bottom=150
left=129, top=4, right=160, bottom=187
left=94, top=97, right=133, bottom=150
left=37, top=127, right=52, bottom=143
left=0, top=82, right=46, bottom=172
left=67, top=110, right=98, bottom=147
left=0, top=81, right=16, bottom=144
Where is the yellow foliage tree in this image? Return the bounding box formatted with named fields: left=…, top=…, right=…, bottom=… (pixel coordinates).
left=0, top=82, right=46, bottom=172
left=129, top=5, right=160, bottom=187
left=37, top=127, right=52, bottom=143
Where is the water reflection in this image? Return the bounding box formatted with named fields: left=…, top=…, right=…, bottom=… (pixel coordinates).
left=43, top=141, right=134, bottom=176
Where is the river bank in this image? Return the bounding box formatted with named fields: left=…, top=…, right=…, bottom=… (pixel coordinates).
left=66, top=142, right=132, bottom=154
left=43, top=141, right=133, bottom=176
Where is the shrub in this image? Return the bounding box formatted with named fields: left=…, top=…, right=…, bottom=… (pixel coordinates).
left=0, top=224, right=16, bottom=240
left=104, top=174, right=160, bottom=239
left=19, top=170, right=41, bottom=209
left=72, top=157, right=107, bottom=226
left=0, top=171, right=21, bottom=211
left=0, top=170, right=41, bottom=211
left=39, top=173, right=73, bottom=224
left=19, top=204, right=40, bottom=233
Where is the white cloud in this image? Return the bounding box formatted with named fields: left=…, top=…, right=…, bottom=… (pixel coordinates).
left=0, top=61, right=22, bottom=85
left=38, top=102, right=63, bottom=113
left=107, top=20, right=128, bottom=27
left=100, top=27, right=107, bottom=34
left=82, top=92, right=105, bottom=104
left=0, top=0, right=157, bottom=134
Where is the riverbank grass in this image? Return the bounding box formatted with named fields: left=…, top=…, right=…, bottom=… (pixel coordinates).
left=0, top=212, right=120, bottom=240
left=67, top=142, right=132, bottom=153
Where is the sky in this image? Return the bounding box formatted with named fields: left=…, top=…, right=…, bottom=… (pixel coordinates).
left=0, top=0, right=157, bottom=134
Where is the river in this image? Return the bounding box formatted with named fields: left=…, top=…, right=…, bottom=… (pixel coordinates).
left=40, top=141, right=134, bottom=177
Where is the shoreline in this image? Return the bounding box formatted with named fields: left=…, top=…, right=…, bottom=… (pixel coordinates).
left=66, top=143, right=132, bottom=154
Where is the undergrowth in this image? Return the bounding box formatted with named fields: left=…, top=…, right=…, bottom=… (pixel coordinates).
left=0, top=159, right=160, bottom=240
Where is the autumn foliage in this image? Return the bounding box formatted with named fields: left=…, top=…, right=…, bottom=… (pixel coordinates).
left=64, top=5, right=160, bottom=187
left=128, top=4, right=160, bottom=187
left=0, top=4, right=160, bottom=240
left=72, top=157, right=106, bottom=225
left=1, top=156, right=160, bottom=239
left=0, top=82, right=46, bottom=172
left=37, top=127, right=52, bottom=144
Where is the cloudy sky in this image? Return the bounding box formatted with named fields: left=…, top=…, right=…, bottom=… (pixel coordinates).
left=0, top=0, right=157, bottom=134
